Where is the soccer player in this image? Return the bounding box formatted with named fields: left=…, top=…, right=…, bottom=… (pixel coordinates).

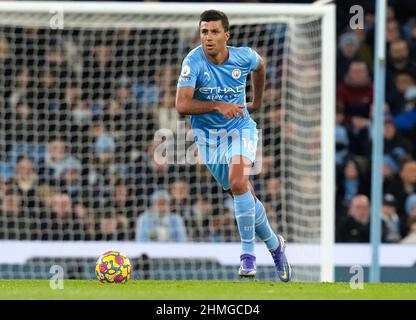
left=175, top=9, right=291, bottom=282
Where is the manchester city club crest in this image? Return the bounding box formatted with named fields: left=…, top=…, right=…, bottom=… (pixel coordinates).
left=232, top=68, right=241, bottom=79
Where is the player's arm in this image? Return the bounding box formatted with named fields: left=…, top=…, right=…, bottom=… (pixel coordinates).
left=175, top=86, right=245, bottom=119
left=247, top=56, right=266, bottom=113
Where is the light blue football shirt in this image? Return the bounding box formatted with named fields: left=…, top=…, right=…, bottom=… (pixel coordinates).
left=177, top=45, right=260, bottom=145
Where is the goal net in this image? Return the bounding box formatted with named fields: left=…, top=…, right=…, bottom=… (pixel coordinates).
left=0, top=2, right=335, bottom=282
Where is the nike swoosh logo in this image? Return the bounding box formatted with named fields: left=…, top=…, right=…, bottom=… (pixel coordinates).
left=281, top=264, right=287, bottom=280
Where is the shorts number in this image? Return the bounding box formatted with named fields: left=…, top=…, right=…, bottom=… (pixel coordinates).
left=242, top=138, right=255, bottom=154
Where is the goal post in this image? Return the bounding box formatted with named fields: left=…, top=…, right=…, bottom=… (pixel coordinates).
left=0, top=2, right=335, bottom=282
left=320, top=5, right=336, bottom=283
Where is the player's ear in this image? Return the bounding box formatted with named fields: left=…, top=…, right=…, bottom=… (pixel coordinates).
left=225, top=31, right=230, bottom=41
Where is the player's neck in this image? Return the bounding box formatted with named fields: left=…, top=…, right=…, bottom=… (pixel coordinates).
left=205, top=47, right=229, bottom=65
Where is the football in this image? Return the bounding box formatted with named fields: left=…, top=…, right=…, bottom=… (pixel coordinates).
left=95, top=251, right=132, bottom=283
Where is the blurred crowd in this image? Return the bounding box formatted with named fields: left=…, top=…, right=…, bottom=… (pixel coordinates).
left=335, top=2, right=416, bottom=243
left=0, top=20, right=283, bottom=242
left=0, top=1, right=415, bottom=244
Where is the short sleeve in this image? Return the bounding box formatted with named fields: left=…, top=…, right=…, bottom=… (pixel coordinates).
left=247, top=48, right=261, bottom=72
left=177, top=56, right=200, bottom=88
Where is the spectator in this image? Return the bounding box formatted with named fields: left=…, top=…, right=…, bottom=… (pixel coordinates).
left=386, top=159, right=416, bottom=221
left=36, top=184, right=57, bottom=215
left=0, top=191, right=26, bottom=239
left=356, top=113, right=414, bottom=161
left=5, top=99, right=37, bottom=144
left=59, top=157, right=84, bottom=202
left=393, top=85, right=416, bottom=141
left=335, top=125, right=350, bottom=169
left=39, top=137, right=82, bottom=185
left=96, top=214, right=118, bottom=241
left=94, top=134, right=116, bottom=162
left=383, top=155, right=400, bottom=192
left=336, top=194, right=370, bottom=243
left=351, top=27, right=373, bottom=70
left=54, top=84, right=92, bottom=160
left=386, top=71, right=415, bottom=115
left=40, top=192, right=89, bottom=241
left=387, top=40, right=416, bottom=88
left=381, top=113, right=414, bottom=160
left=86, top=134, right=125, bottom=209
left=265, top=176, right=282, bottom=204
left=387, top=5, right=396, bottom=23
left=337, top=32, right=361, bottom=84
left=337, top=60, right=373, bottom=125
left=8, top=67, right=32, bottom=110
left=82, top=39, right=120, bottom=102
left=263, top=177, right=282, bottom=235
left=336, top=157, right=370, bottom=216
left=88, top=118, right=107, bottom=159
left=151, top=65, right=179, bottom=132
left=261, top=101, right=281, bottom=161
left=221, top=206, right=239, bottom=242
left=408, top=19, right=416, bottom=61
left=208, top=212, right=222, bottom=243
left=134, top=139, right=176, bottom=210
left=43, top=43, right=76, bottom=91
left=35, top=184, right=68, bottom=239
left=111, top=178, right=135, bottom=240
left=170, top=179, right=192, bottom=218
left=32, top=68, right=59, bottom=113
left=336, top=103, right=368, bottom=159
left=13, top=154, right=38, bottom=211
left=189, top=197, right=211, bottom=240
left=65, top=84, right=92, bottom=127
left=133, top=64, right=176, bottom=111
left=381, top=193, right=402, bottom=243
left=102, top=77, right=152, bottom=163
left=404, top=193, right=416, bottom=227
left=0, top=178, right=8, bottom=200
left=136, top=190, right=187, bottom=242
left=251, top=153, right=276, bottom=196
left=103, top=77, right=133, bottom=130
left=400, top=215, right=416, bottom=243
left=386, top=20, right=402, bottom=47
left=114, top=28, right=137, bottom=79
left=208, top=207, right=238, bottom=242
left=73, top=201, right=93, bottom=237
left=0, top=36, right=13, bottom=100
left=95, top=209, right=128, bottom=241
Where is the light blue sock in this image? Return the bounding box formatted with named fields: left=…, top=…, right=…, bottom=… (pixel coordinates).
left=254, top=198, right=279, bottom=252
left=233, top=190, right=256, bottom=256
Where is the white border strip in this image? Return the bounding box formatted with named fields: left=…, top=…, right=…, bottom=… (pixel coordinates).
left=1, top=241, right=416, bottom=267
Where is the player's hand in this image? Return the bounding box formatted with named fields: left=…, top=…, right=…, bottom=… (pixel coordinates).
left=246, top=102, right=260, bottom=113
left=216, top=103, right=245, bottom=119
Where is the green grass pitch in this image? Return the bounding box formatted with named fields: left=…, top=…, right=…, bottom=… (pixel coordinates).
left=0, top=280, right=415, bottom=299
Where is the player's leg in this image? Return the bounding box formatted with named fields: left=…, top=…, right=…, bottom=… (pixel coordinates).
left=229, top=155, right=256, bottom=277
left=228, top=182, right=291, bottom=282
left=248, top=184, right=292, bottom=282
left=225, top=126, right=258, bottom=277
left=247, top=184, right=279, bottom=251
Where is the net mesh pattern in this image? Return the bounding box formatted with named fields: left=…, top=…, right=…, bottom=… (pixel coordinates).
left=0, top=9, right=323, bottom=281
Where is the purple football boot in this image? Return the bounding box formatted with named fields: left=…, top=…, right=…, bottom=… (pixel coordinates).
left=238, top=254, right=256, bottom=277
left=271, top=235, right=292, bottom=282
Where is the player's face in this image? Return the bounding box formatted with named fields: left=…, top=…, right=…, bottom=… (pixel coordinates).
left=199, top=20, right=230, bottom=57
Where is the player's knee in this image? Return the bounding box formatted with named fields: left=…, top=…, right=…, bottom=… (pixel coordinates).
left=229, top=176, right=249, bottom=195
